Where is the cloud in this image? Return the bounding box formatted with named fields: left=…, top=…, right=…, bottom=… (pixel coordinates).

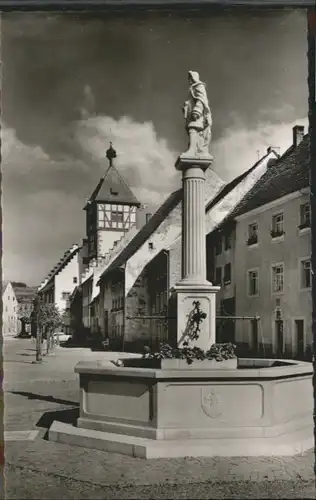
left=73, top=113, right=179, bottom=205
left=2, top=112, right=179, bottom=284
left=212, top=115, right=309, bottom=180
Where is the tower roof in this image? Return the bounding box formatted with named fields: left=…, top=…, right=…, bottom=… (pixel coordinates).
left=84, top=144, right=140, bottom=209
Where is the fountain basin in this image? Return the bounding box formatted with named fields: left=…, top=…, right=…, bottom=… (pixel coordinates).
left=121, top=357, right=237, bottom=370
left=49, top=358, right=313, bottom=459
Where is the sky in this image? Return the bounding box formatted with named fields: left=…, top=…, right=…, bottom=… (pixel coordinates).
left=2, top=9, right=308, bottom=286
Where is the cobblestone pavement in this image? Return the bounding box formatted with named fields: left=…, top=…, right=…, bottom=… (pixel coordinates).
left=3, top=338, right=316, bottom=498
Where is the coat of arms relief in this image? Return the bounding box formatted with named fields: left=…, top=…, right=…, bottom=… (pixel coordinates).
left=201, top=388, right=223, bottom=419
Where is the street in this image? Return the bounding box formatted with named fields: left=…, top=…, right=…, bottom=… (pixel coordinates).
left=3, top=338, right=316, bottom=499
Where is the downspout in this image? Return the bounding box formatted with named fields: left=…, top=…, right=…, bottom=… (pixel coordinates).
left=308, top=6, right=316, bottom=484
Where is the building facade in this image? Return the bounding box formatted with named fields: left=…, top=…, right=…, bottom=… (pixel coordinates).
left=2, top=281, right=19, bottom=336
left=83, top=143, right=141, bottom=266
left=209, top=125, right=311, bottom=358
left=38, top=244, right=80, bottom=315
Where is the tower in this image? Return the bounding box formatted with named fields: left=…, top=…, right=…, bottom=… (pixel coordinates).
left=83, top=143, right=140, bottom=263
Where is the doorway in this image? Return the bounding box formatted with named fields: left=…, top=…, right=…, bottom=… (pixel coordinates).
left=294, top=319, right=304, bottom=358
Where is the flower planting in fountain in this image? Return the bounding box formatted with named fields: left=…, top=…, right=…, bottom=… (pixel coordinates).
left=120, top=300, right=237, bottom=369
left=142, top=341, right=237, bottom=366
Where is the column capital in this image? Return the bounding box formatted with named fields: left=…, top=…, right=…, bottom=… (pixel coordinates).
left=175, top=153, right=213, bottom=173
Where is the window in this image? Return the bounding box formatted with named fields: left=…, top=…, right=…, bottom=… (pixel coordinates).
left=248, top=270, right=259, bottom=296
left=215, top=267, right=222, bottom=285
left=247, top=222, right=258, bottom=245
left=62, top=292, right=71, bottom=300
left=272, top=264, right=284, bottom=293
left=223, top=263, right=231, bottom=284
left=111, top=210, right=123, bottom=223
left=224, top=232, right=232, bottom=251
left=299, top=203, right=310, bottom=229
left=301, top=259, right=311, bottom=289
left=73, top=277, right=78, bottom=284
left=271, top=213, right=284, bottom=238
left=215, top=236, right=222, bottom=256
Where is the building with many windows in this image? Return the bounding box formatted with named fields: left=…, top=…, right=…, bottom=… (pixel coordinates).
left=2, top=281, right=18, bottom=336
left=37, top=244, right=80, bottom=314
left=208, top=125, right=310, bottom=358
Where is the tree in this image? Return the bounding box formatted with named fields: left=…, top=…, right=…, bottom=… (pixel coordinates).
left=36, top=300, right=62, bottom=360
left=17, top=302, right=33, bottom=337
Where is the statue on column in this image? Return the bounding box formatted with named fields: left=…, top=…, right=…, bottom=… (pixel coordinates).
left=182, top=71, right=212, bottom=157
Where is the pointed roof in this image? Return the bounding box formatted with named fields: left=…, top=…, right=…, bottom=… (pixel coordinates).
left=2, top=280, right=9, bottom=295
left=228, top=135, right=309, bottom=219
left=84, top=143, right=140, bottom=209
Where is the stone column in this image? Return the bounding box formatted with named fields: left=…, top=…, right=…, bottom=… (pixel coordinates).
left=178, top=158, right=209, bottom=286
left=173, top=153, right=220, bottom=351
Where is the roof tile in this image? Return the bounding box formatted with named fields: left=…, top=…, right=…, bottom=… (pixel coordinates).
left=230, top=136, right=309, bottom=219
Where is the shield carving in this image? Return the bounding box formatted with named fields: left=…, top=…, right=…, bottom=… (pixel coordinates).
left=201, top=388, right=222, bottom=419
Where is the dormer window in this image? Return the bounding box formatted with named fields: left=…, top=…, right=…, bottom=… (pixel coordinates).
left=110, top=188, right=118, bottom=196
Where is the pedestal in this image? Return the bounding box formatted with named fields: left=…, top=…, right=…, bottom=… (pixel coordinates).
left=174, top=283, right=220, bottom=350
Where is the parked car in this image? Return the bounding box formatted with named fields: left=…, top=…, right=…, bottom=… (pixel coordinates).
left=54, top=331, right=72, bottom=343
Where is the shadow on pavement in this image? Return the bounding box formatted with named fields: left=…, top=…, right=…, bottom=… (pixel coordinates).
left=36, top=407, right=80, bottom=439
left=10, top=391, right=80, bottom=407
left=4, top=360, right=36, bottom=365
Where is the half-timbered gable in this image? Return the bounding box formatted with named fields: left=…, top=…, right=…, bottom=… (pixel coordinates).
left=83, top=144, right=140, bottom=264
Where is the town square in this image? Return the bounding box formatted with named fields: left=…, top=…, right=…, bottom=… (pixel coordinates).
left=2, top=6, right=316, bottom=499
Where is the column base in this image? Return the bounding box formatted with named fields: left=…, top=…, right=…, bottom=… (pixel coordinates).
left=172, top=282, right=220, bottom=351
left=174, top=278, right=217, bottom=290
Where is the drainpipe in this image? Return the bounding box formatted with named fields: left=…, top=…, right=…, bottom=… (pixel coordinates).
left=307, top=6, right=316, bottom=484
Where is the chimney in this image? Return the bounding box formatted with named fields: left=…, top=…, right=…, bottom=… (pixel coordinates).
left=293, top=125, right=305, bottom=147
left=146, top=213, right=152, bottom=223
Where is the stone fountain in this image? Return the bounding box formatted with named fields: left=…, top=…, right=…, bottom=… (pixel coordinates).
left=49, top=71, right=313, bottom=458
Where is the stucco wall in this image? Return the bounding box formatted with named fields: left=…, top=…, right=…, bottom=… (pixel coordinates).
left=98, top=230, right=126, bottom=257
left=234, top=191, right=311, bottom=353
left=125, top=203, right=182, bottom=297
left=125, top=268, right=150, bottom=343
left=55, top=253, right=80, bottom=313
left=82, top=278, right=93, bottom=328
left=212, top=227, right=236, bottom=312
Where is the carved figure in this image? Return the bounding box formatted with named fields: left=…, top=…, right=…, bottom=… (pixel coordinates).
left=183, top=71, right=212, bottom=157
